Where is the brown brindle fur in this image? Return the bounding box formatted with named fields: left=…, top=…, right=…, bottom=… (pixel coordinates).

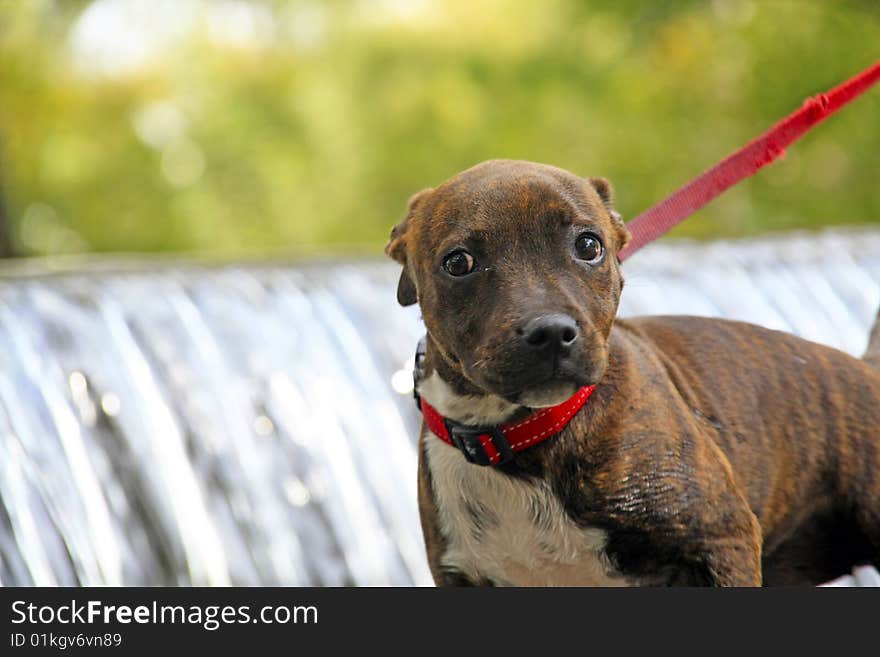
left=388, top=159, right=880, bottom=586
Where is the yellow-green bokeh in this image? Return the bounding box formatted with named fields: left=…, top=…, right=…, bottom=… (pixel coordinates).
left=1, top=0, right=878, bottom=258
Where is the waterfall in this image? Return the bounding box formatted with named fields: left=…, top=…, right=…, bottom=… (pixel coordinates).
left=1, top=229, right=879, bottom=586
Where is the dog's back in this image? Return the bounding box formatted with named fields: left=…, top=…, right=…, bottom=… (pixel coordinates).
left=620, top=312, right=880, bottom=583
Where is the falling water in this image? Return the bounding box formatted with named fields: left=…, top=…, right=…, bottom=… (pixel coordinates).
left=1, top=229, right=879, bottom=586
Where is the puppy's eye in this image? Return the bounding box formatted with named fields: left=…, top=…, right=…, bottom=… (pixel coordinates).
left=574, top=233, right=604, bottom=264
left=443, top=250, right=475, bottom=276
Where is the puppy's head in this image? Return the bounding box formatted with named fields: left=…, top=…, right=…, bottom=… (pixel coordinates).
left=387, top=159, right=629, bottom=408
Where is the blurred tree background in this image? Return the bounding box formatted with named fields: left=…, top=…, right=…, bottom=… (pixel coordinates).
left=0, top=0, right=878, bottom=259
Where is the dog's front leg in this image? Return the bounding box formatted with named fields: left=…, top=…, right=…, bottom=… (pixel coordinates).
left=698, top=529, right=763, bottom=586
left=677, top=455, right=764, bottom=586
left=598, top=427, right=765, bottom=586
left=416, top=434, right=451, bottom=585
left=694, top=440, right=764, bottom=586
left=677, top=452, right=764, bottom=586
left=648, top=508, right=762, bottom=586
left=616, top=507, right=763, bottom=586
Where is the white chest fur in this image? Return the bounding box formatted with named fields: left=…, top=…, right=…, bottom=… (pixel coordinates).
left=424, top=434, right=632, bottom=587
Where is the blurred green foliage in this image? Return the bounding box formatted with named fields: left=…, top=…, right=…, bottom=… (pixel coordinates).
left=0, top=0, right=878, bottom=258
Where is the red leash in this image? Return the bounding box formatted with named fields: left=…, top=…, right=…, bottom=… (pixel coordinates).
left=618, top=60, right=880, bottom=262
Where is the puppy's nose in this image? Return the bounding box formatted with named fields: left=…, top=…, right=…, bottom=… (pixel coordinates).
left=520, top=314, right=579, bottom=353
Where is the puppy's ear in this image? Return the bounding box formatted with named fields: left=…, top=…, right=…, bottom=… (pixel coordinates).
left=385, top=188, right=433, bottom=307
left=588, top=177, right=630, bottom=251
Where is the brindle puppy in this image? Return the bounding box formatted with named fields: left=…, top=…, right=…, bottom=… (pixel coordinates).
left=386, top=159, right=880, bottom=586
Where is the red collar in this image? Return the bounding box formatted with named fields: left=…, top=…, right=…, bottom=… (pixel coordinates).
left=418, top=385, right=596, bottom=466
